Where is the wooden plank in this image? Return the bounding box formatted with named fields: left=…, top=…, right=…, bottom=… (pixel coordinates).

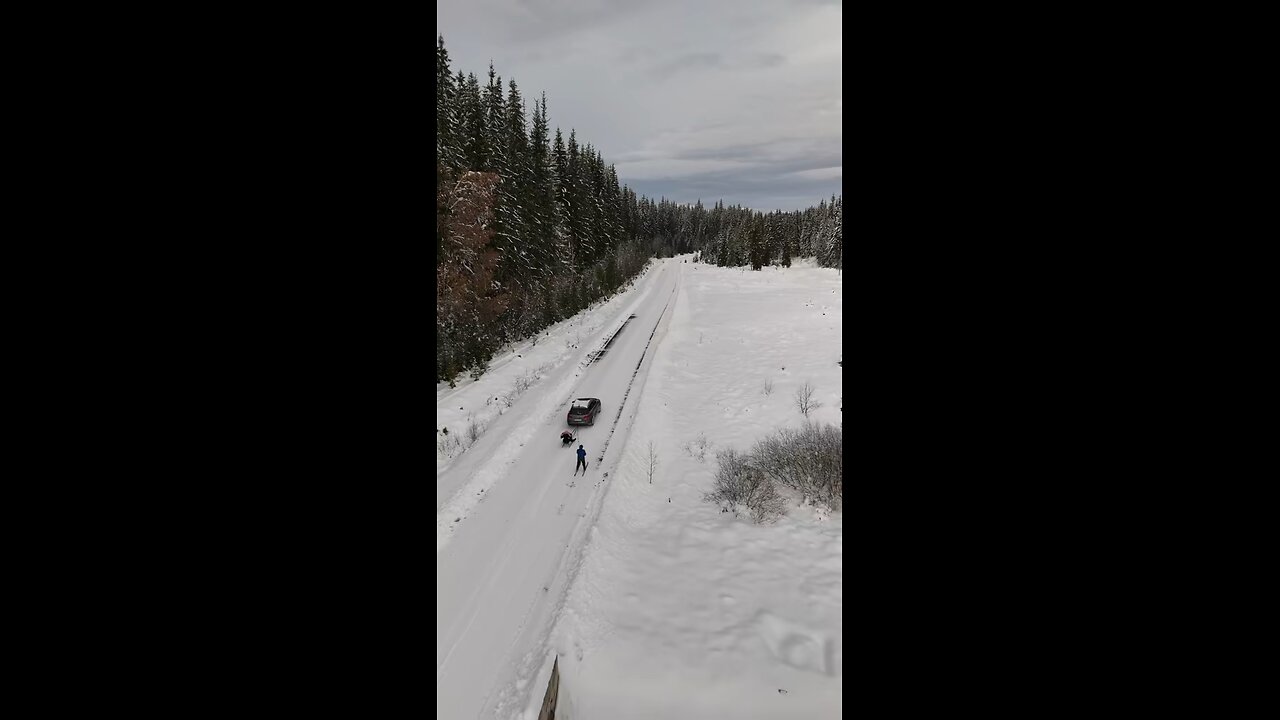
left=537, top=655, right=560, bottom=720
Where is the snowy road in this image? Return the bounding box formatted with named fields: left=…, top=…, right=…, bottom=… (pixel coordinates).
left=436, top=260, right=682, bottom=719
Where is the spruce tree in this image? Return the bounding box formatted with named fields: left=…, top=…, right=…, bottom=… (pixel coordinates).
left=461, top=72, right=486, bottom=170
left=436, top=37, right=462, bottom=171
left=565, top=130, right=582, bottom=273
left=527, top=94, right=554, bottom=281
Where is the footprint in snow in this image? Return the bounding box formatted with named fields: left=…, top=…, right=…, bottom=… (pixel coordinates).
left=757, top=612, right=835, bottom=676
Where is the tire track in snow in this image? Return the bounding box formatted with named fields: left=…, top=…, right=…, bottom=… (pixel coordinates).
left=582, top=313, right=636, bottom=366
left=436, top=266, right=668, bottom=553
left=593, top=283, right=678, bottom=465
left=483, top=264, right=685, bottom=718
left=493, top=280, right=677, bottom=655
left=436, top=448, right=569, bottom=680
left=437, top=262, right=682, bottom=718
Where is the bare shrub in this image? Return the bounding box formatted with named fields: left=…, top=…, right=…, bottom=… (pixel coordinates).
left=750, top=422, right=842, bottom=510
left=646, top=441, right=658, bottom=484
left=466, top=416, right=482, bottom=444
left=702, top=449, right=786, bottom=524
left=763, top=379, right=774, bottom=396
left=512, top=371, right=535, bottom=395
left=491, top=373, right=529, bottom=410
left=681, top=432, right=714, bottom=463
left=794, top=381, right=823, bottom=418
left=437, top=433, right=463, bottom=457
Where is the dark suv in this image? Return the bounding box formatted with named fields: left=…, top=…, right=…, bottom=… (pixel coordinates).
left=567, top=398, right=602, bottom=426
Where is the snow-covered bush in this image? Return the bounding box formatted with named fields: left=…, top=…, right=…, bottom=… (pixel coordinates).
left=750, top=422, right=842, bottom=510
left=681, top=432, right=714, bottom=463
left=437, top=431, right=463, bottom=457
left=513, top=371, right=535, bottom=395
left=703, top=449, right=786, bottom=524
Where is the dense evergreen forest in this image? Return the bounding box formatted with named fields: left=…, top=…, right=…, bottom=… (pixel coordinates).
left=437, top=36, right=842, bottom=383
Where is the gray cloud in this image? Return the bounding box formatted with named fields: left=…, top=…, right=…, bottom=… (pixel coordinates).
left=438, top=0, right=842, bottom=211
left=748, top=53, right=787, bottom=68
left=500, top=0, right=649, bottom=43
left=651, top=52, right=723, bottom=79
left=651, top=51, right=786, bottom=78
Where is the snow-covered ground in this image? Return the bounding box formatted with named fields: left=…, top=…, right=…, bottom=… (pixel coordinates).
left=436, top=256, right=842, bottom=719
left=541, top=258, right=842, bottom=719
left=437, top=260, right=685, bottom=719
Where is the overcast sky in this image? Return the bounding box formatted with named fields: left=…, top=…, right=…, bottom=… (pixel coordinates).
left=437, top=0, right=842, bottom=213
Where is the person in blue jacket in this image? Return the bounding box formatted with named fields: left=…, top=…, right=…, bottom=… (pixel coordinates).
left=575, top=445, right=587, bottom=475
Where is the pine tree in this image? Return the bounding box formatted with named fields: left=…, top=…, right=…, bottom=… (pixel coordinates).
left=828, top=195, right=842, bottom=270
left=749, top=213, right=765, bottom=270
left=565, top=130, right=582, bottom=273
left=436, top=37, right=462, bottom=171
left=527, top=94, right=554, bottom=281
left=483, top=63, right=506, bottom=174
left=551, top=127, right=570, bottom=267
left=504, top=79, right=531, bottom=250
left=461, top=72, right=486, bottom=170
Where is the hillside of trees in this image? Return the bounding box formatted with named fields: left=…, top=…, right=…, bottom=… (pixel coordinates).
left=436, top=36, right=841, bottom=383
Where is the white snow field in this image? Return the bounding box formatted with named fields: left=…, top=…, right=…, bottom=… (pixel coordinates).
left=436, top=257, right=842, bottom=719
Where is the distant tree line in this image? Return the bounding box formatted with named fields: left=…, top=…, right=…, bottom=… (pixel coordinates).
left=436, top=36, right=841, bottom=383
left=687, top=197, right=842, bottom=271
